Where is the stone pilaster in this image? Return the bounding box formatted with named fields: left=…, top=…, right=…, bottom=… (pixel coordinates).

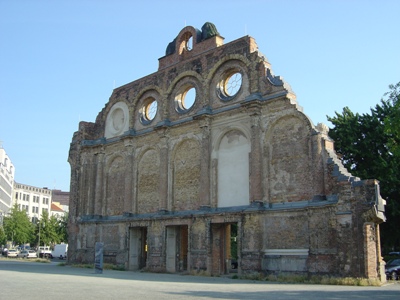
left=88, top=155, right=97, bottom=215
left=199, top=116, right=212, bottom=207
left=94, top=151, right=105, bottom=215
left=79, top=154, right=89, bottom=215
left=157, top=127, right=169, bottom=211
left=248, top=103, right=263, bottom=202
left=124, top=140, right=135, bottom=212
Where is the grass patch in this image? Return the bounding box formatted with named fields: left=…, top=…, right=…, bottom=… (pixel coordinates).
left=189, top=269, right=211, bottom=277
left=239, top=273, right=382, bottom=286
left=103, top=263, right=125, bottom=271
left=0, top=257, right=50, bottom=263
left=75, top=263, right=94, bottom=269
left=33, top=258, right=51, bottom=263
left=67, top=263, right=126, bottom=271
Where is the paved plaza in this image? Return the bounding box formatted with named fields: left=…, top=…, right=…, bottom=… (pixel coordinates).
left=0, top=259, right=399, bottom=300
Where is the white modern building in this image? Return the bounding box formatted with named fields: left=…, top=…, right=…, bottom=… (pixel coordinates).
left=0, top=145, right=15, bottom=224
left=13, top=183, right=52, bottom=222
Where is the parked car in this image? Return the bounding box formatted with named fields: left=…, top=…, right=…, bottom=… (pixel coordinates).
left=389, top=252, right=400, bottom=256
left=6, top=249, right=19, bottom=258
left=18, top=250, right=38, bottom=259
left=385, top=258, right=400, bottom=280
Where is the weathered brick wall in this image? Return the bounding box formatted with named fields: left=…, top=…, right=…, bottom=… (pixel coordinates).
left=265, top=114, right=313, bottom=203
left=68, top=23, right=385, bottom=280
left=137, top=149, right=160, bottom=214
left=172, top=139, right=201, bottom=211
left=105, top=156, right=125, bottom=215
left=190, top=219, right=208, bottom=271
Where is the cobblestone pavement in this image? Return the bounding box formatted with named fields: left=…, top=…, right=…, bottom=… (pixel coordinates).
left=0, top=259, right=399, bottom=300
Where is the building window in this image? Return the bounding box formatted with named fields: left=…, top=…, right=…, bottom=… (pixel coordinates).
left=180, top=31, right=193, bottom=53
left=217, top=70, right=242, bottom=101
left=175, top=85, right=196, bottom=113
left=140, top=98, right=158, bottom=124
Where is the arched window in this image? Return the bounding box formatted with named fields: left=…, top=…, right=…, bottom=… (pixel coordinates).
left=217, top=130, right=250, bottom=207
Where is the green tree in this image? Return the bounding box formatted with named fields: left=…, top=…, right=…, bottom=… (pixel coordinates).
left=0, top=226, right=6, bottom=246
left=384, top=82, right=400, bottom=157
left=3, top=204, right=34, bottom=246
left=56, top=213, right=68, bottom=243
left=35, top=211, right=60, bottom=246
left=327, top=82, right=400, bottom=252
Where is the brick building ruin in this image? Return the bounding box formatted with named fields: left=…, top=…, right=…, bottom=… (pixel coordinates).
left=68, top=22, right=386, bottom=280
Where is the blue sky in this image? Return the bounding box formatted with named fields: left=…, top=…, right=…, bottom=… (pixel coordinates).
left=1, top=0, right=399, bottom=192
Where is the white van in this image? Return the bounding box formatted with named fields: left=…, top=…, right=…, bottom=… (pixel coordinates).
left=37, top=246, right=52, bottom=258
left=51, top=244, right=68, bottom=259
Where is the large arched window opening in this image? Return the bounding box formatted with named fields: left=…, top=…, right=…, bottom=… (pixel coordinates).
left=217, top=130, right=250, bottom=207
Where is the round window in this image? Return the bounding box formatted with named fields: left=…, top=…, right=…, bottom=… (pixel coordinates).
left=140, top=98, right=158, bottom=124
left=175, top=86, right=196, bottom=113
left=182, top=87, right=196, bottom=109
left=217, top=71, right=242, bottom=101
left=145, top=100, right=157, bottom=121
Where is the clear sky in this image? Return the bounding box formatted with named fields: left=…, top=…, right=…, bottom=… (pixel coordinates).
left=1, top=0, right=399, bottom=192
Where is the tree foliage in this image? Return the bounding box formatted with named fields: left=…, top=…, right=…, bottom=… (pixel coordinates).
left=35, top=211, right=66, bottom=246
left=0, top=226, right=6, bottom=246
left=327, top=82, right=400, bottom=252
left=0, top=205, right=68, bottom=248
left=3, top=204, right=34, bottom=246
left=384, top=82, right=400, bottom=157
left=56, top=213, right=68, bottom=243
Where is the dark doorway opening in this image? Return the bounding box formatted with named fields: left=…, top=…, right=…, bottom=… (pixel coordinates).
left=129, top=227, right=147, bottom=270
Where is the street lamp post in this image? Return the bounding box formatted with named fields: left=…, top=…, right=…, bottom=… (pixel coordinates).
left=38, top=220, right=41, bottom=248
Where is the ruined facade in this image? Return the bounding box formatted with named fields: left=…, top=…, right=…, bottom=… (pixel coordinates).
left=68, top=23, right=386, bottom=280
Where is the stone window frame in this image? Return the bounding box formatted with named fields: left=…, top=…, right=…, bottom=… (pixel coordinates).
left=136, top=89, right=162, bottom=127
left=217, top=68, right=243, bottom=101
left=182, top=32, right=193, bottom=52
left=172, top=78, right=200, bottom=114
left=177, top=29, right=198, bottom=55
left=211, top=59, right=249, bottom=104
left=139, top=97, right=158, bottom=125
left=105, top=101, right=130, bottom=138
